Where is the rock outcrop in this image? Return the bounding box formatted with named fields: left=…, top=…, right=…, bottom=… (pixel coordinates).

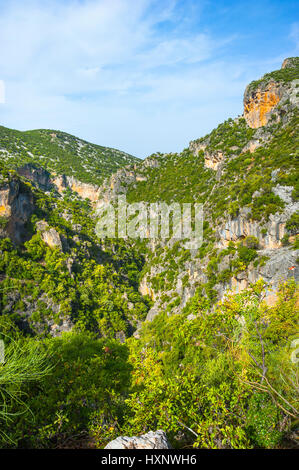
left=243, top=59, right=299, bottom=129
left=36, top=220, right=62, bottom=250
left=104, top=430, right=171, bottom=449
left=188, top=141, right=225, bottom=170
left=217, top=193, right=299, bottom=250
left=95, top=158, right=160, bottom=204
left=139, top=275, right=157, bottom=300
left=17, top=165, right=101, bottom=203
left=223, top=246, right=298, bottom=306
left=53, top=175, right=101, bottom=203
left=243, top=81, right=282, bottom=128
left=282, top=57, right=299, bottom=69
left=204, top=150, right=224, bottom=170
left=17, top=163, right=53, bottom=191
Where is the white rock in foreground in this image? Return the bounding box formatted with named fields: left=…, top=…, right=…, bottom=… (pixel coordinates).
left=104, top=430, right=171, bottom=449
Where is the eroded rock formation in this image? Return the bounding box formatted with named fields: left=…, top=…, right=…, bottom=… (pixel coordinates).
left=243, top=81, right=281, bottom=128
left=17, top=165, right=101, bottom=203
left=0, top=179, right=34, bottom=244
left=36, top=220, right=62, bottom=250
left=243, top=59, right=299, bottom=129
left=17, top=163, right=53, bottom=191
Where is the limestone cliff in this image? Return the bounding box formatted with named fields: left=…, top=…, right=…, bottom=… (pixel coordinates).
left=243, top=81, right=282, bottom=128
left=188, top=141, right=224, bottom=170
left=16, top=165, right=101, bottom=204
left=17, top=163, right=53, bottom=192
left=243, top=59, right=299, bottom=129
left=36, top=220, right=63, bottom=250
left=52, top=174, right=101, bottom=203
left=95, top=156, right=161, bottom=205
left=0, top=178, right=34, bottom=244
left=217, top=187, right=299, bottom=250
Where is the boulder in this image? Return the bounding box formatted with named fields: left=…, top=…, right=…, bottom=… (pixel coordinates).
left=104, top=430, right=171, bottom=450
left=17, top=164, right=53, bottom=191
left=36, top=220, right=62, bottom=250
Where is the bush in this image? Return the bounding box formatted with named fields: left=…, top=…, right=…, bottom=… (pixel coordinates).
left=246, top=393, right=283, bottom=448
left=244, top=236, right=259, bottom=249
left=281, top=233, right=290, bottom=246
left=0, top=337, right=52, bottom=445
left=286, top=213, right=299, bottom=235
left=237, top=244, right=258, bottom=264
left=8, top=332, right=132, bottom=448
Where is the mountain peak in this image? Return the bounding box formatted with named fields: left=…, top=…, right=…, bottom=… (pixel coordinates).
left=281, top=56, right=299, bottom=69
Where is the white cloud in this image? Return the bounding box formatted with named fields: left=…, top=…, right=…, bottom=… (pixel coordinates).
left=0, top=80, right=5, bottom=104
left=290, top=22, right=299, bottom=51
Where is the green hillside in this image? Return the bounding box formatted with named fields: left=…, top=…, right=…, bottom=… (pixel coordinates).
left=0, top=126, right=139, bottom=186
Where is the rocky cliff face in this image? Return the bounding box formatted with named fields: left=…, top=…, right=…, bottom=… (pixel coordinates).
left=140, top=241, right=298, bottom=325
left=243, top=59, right=299, bottom=129
left=139, top=186, right=298, bottom=319
left=227, top=246, right=298, bottom=306
left=97, top=165, right=138, bottom=202
left=95, top=156, right=161, bottom=204
left=217, top=188, right=299, bottom=250
left=188, top=141, right=224, bottom=170
left=129, top=58, right=299, bottom=322
left=36, top=220, right=63, bottom=250
left=0, top=179, right=34, bottom=244
left=16, top=152, right=161, bottom=205
left=243, top=81, right=282, bottom=128
left=16, top=165, right=101, bottom=204
left=52, top=174, right=101, bottom=203
left=139, top=275, right=157, bottom=300
left=17, top=164, right=53, bottom=192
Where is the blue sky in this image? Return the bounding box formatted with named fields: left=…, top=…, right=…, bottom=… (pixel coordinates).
left=0, top=0, right=298, bottom=158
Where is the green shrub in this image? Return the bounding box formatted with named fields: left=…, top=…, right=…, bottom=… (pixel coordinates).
left=246, top=393, right=283, bottom=448
left=237, top=244, right=258, bottom=264
left=244, top=236, right=259, bottom=249
left=0, top=337, right=52, bottom=445
left=286, top=213, right=299, bottom=235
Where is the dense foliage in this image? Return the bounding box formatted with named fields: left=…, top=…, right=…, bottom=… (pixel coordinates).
left=0, top=281, right=297, bottom=448
left=0, top=169, right=148, bottom=338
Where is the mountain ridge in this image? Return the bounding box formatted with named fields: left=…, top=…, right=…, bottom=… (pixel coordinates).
left=0, top=125, right=140, bottom=187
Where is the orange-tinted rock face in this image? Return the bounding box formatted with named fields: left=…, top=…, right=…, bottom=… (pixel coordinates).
left=0, top=204, right=10, bottom=217
left=244, top=82, right=280, bottom=128
left=69, top=180, right=100, bottom=203
left=52, top=175, right=100, bottom=203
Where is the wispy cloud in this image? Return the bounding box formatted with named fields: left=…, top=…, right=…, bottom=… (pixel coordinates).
left=0, top=81, right=5, bottom=104
left=290, top=22, right=299, bottom=51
